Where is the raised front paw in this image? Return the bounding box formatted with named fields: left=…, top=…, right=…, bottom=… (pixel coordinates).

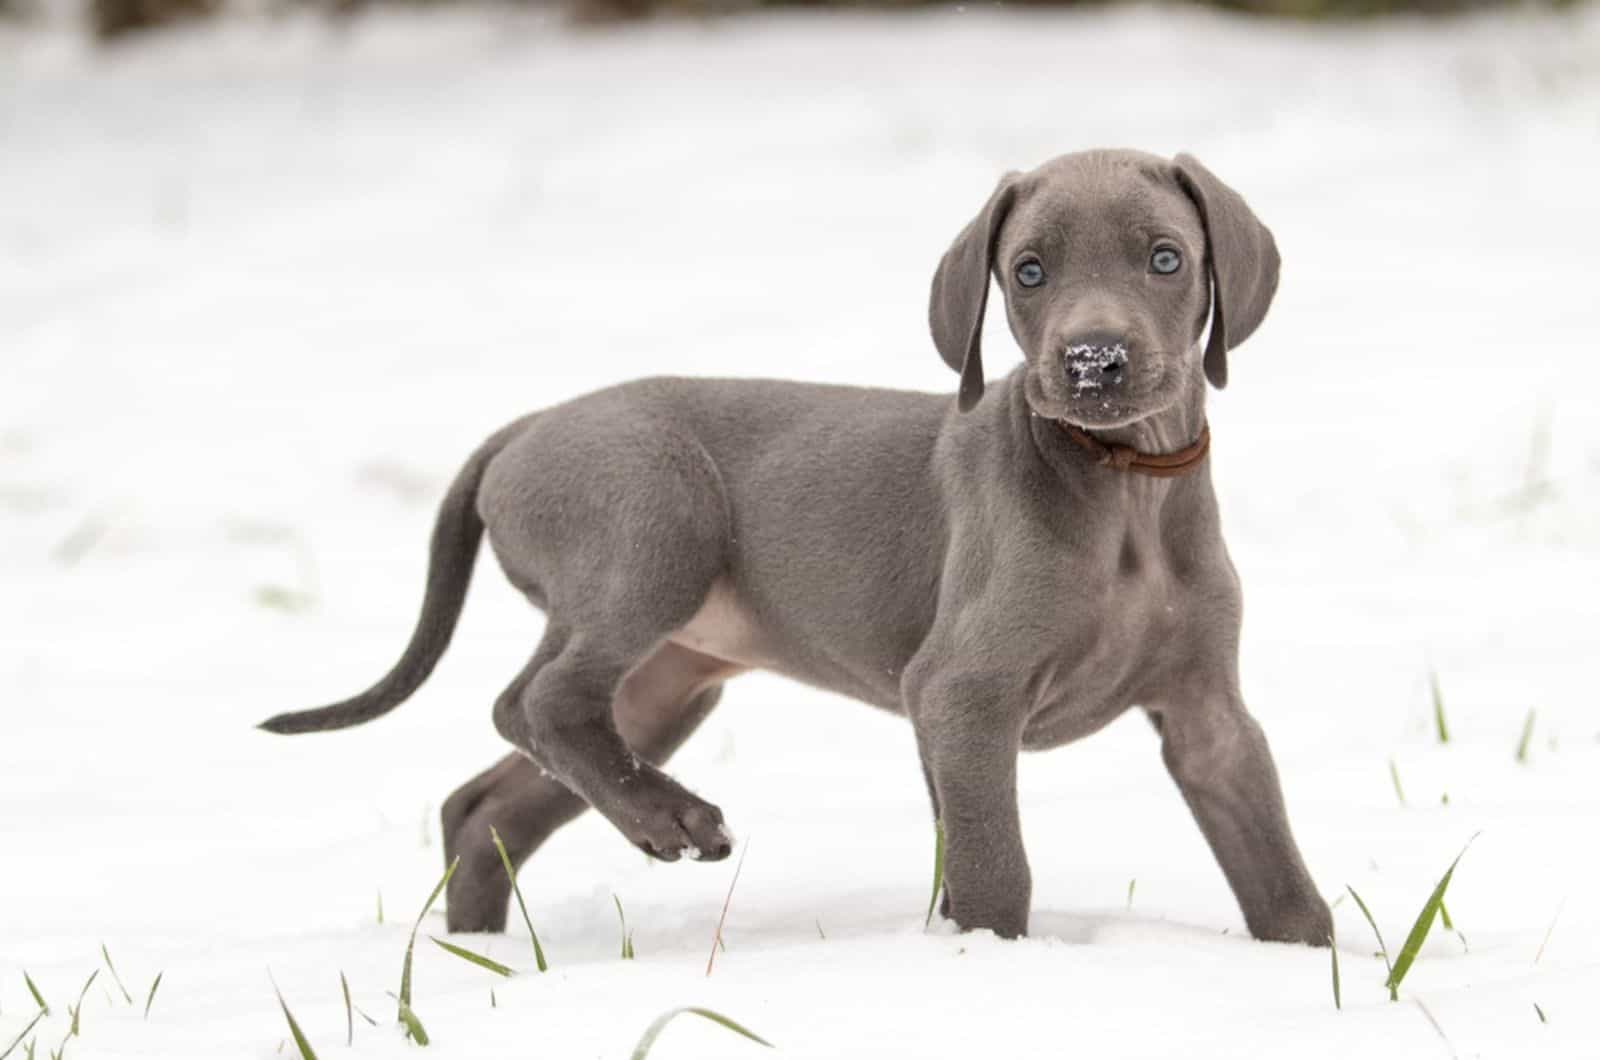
left=612, top=778, right=733, bottom=862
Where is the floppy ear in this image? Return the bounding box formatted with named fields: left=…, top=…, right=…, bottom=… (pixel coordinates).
left=1174, top=153, right=1280, bottom=390
left=928, top=174, right=1018, bottom=412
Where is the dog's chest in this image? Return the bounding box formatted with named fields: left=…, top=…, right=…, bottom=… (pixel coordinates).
left=1018, top=532, right=1187, bottom=750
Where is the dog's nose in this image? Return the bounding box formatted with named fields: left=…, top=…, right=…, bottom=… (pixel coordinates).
left=1063, top=333, right=1130, bottom=390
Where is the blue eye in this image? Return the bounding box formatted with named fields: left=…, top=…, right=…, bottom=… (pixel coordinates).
left=1151, top=247, right=1182, bottom=275
left=1016, top=261, right=1045, bottom=288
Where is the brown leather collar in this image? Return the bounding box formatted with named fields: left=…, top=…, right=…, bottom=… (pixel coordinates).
left=1060, top=421, right=1211, bottom=479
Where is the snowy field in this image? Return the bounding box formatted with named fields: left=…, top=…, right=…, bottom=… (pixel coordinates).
left=4, top=5, right=1600, bottom=1057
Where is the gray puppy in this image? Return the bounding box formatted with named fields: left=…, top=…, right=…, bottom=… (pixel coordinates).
left=263, top=148, right=1333, bottom=948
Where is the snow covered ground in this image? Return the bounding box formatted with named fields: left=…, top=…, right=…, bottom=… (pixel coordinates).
left=4, top=5, right=1600, bottom=1057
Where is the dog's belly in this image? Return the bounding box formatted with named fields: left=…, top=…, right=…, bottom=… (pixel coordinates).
left=664, top=578, right=910, bottom=711
left=1020, top=687, right=1137, bottom=750
left=665, top=579, right=775, bottom=670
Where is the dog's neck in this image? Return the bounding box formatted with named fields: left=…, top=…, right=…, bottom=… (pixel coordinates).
left=1023, top=368, right=1211, bottom=490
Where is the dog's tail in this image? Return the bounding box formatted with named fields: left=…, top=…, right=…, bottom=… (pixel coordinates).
left=257, top=421, right=523, bottom=736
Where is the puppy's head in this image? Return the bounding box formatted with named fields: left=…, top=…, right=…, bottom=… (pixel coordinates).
left=929, top=149, right=1279, bottom=427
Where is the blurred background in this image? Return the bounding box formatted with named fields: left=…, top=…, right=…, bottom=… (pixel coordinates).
left=3, top=0, right=1586, bottom=40
left=4, top=0, right=1600, bottom=1056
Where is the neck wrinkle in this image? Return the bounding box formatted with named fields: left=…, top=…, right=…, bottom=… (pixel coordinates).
left=1087, top=369, right=1208, bottom=457
left=1020, top=365, right=1210, bottom=496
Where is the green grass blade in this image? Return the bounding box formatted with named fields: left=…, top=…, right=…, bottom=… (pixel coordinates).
left=1388, top=758, right=1407, bottom=807
left=272, top=983, right=322, bottom=1060
left=68, top=971, right=99, bottom=1036
left=490, top=826, right=548, bottom=972
left=429, top=937, right=514, bottom=978
left=630, top=1006, right=773, bottom=1060
left=1430, top=670, right=1450, bottom=744
left=1438, top=900, right=1454, bottom=933
left=924, top=818, right=946, bottom=928
left=0, top=1010, right=46, bottom=1060
left=1386, top=836, right=1479, bottom=995
left=614, top=894, right=635, bottom=960
left=399, top=857, right=459, bottom=1018
left=1125, top=878, right=1136, bottom=911
left=1329, top=932, right=1342, bottom=1012
left=1345, top=886, right=1392, bottom=971
left=339, top=972, right=353, bottom=1047
left=1534, top=1002, right=1548, bottom=1024
left=1516, top=708, right=1537, bottom=764
left=1345, top=885, right=1395, bottom=999
left=143, top=972, right=163, bottom=1020
left=23, top=973, right=49, bottom=1015
left=100, top=944, right=134, bottom=1006
left=396, top=999, right=429, bottom=1046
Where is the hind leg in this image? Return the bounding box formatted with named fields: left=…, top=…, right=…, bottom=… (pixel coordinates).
left=444, top=642, right=738, bottom=932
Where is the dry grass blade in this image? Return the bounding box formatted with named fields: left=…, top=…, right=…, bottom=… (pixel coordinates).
left=1413, top=997, right=1456, bottom=1058
left=143, top=973, right=163, bottom=1020
left=707, top=840, right=751, bottom=977
left=630, top=1006, right=773, bottom=1059
left=0, top=1010, right=46, bottom=1060
left=925, top=819, right=946, bottom=928
left=270, top=979, right=321, bottom=1060
left=99, top=944, right=134, bottom=1006
left=398, top=856, right=459, bottom=1032
left=490, top=826, right=548, bottom=972
left=429, top=938, right=514, bottom=978
left=1386, top=836, right=1479, bottom=996
left=1534, top=899, right=1564, bottom=964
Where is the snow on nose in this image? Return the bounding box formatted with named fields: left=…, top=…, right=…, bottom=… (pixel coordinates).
left=1064, top=343, right=1129, bottom=392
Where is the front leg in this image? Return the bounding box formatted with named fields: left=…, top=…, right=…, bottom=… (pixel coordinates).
left=1151, top=694, right=1331, bottom=946
left=908, top=669, right=1030, bottom=938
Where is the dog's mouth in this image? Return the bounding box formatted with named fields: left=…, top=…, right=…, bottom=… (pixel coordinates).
left=1025, top=358, right=1178, bottom=429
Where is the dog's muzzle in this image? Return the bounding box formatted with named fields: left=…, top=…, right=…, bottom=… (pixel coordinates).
left=1064, top=342, right=1129, bottom=392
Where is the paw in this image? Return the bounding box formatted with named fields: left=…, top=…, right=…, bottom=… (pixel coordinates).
left=618, top=783, right=733, bottom=863
left=1250, top=897, right=1334, bottom=947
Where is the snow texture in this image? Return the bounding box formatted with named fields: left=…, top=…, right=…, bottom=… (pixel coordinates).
left=1065, top=342, right=1129, bottom=391
left=4, top=5, right=1600, bottom=1058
